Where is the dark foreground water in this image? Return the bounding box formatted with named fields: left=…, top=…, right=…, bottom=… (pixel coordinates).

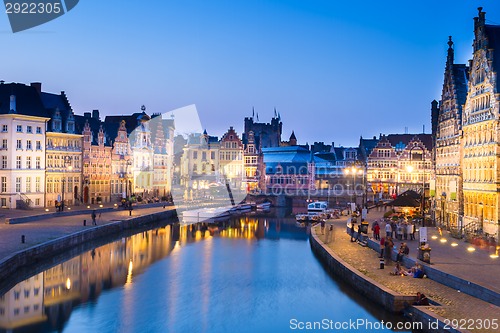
left=0, top=216, right=409, bottom=333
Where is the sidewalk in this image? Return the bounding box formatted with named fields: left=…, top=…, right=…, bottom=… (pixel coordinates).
left=315, top=211, right=500, bottom=333
left=364, top=209, right=500, bottom=296
left=0, top=205, right=175, bottom=262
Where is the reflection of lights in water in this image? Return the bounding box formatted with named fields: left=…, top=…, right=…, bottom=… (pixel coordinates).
left=467, top=246, right=475, bottom=252
left=126, top=259, right=133, bottom=285
left=440, top=238, right=447, bottom=243
left=66, top=278, right=71, bottom=290
left=431, top=235, right=438, bottom=240
left=451, top=242, right=458, bottom=247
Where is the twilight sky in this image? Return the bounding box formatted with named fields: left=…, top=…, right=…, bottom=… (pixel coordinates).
left=1, top=0, right=500, bottom=146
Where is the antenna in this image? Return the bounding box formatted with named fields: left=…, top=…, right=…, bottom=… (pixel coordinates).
left=423, top=124, right=425, bottom=134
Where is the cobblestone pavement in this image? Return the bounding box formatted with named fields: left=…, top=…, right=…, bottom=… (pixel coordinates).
left=315, top=211, right=500, bottom=333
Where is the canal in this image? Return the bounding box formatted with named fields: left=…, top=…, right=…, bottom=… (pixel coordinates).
left=0, top=215, right=409, bottom=332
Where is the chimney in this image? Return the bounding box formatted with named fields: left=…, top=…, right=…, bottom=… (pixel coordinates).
left=92, top=109, right=99, bottom=120
left=9, top=95, right=16, bottom=113
left=84, top=112, right=91, bottom=118
left=30, top=82, right=42, bottom=94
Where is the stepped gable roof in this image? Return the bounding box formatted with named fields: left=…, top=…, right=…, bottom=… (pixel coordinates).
left=40, top=91, right=76, bottom=133
left=74, top=114, right=112, bottom=147
left=386, top=134, right=433, bottom=151
left=485, top=24, right=500, bottom=73
left=0, top=82, right=49, bottom=117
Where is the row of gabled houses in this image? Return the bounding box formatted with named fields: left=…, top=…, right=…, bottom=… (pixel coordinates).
left=0, top=81, right=174, bottom=209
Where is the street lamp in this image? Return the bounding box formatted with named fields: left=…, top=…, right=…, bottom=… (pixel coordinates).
left=344, top=165, right=363, bottom=209
left=407, top=144, right=426, bottom=227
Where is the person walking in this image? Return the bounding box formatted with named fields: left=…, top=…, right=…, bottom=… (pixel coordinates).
left=379, top=237, right=385, bottom=258
left=374, top=223, right=380, bottom=240
left=385, top=222, right=392, bottom=238
left=91, top=210, right=97, bottom=226
left=350, top=221, right=356, bottom=242
left=385, top=237, right=394, bottom=262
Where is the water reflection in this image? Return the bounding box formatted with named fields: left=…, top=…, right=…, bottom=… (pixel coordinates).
left=0, top=216, right=405, bottom=333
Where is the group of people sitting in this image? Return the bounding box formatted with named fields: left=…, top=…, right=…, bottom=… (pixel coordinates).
left=390, top=262, right=425, bottom=278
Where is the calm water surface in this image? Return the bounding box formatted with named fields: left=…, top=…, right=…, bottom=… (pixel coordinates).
left=0, top=215, right=408, bottom=333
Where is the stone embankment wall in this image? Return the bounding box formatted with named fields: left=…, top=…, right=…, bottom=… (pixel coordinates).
left=0, top=209, right=176, bottom=283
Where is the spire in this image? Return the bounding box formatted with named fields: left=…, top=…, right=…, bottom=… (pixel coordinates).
left=278, top=112, right=281, bottom=121
left=256, top=112, right=259, bottom=122
left=274, top=107, right=277, bottom=118
left=446, top=36, right=454, bottom=69
left=289, top=130, right=297, bottom=146
left=252, top=107, right=255, bottom=119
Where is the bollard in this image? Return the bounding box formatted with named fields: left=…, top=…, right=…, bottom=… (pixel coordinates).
left=129, top=210, right=132, bottom=216
left=83, top=219, right=86, bottom=226
left=21, top=235, right=25, bottom=243
left=379, top=258, right=385, bottom=269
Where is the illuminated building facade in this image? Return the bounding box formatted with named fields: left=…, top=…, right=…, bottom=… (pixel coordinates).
left=433, top=37, right=469, bottom=230
left=367, top=134, right=433, bottom=203
left=461, top=8, right=500, bottom=239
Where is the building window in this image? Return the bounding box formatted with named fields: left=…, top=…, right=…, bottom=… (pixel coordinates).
left=0, top=198, right=5, bottom=207
left=16, top=156, right=21, bottom=169
left=16, top=125, right=22, bottom=132
left=36, top=157, right=41, bottom=169
left=1, top=125, right=7, bottom=132
left=211, top=151, right=215, bottom=159
left=36, top=126, right=42, bottom=134
left=36, top=141, right=41, bottom=150
left=27, top=140, right=32, bottom=150
left=15, top=177, right=21, bottom=192
left=1, top=156, right=6, bottom=169
left=1, top=139, right=6, bottom=149
left=26, top=156, right=31, bottom=169
left=1, top=177, right=6, bottom=193
left=193, top=151, right=198, bottom=159
left=35, top=198, right=40, bottom=205
left=16, top=140, right=22, bottom=149
left=35, top=177, right=40, bottom=192
left=27, top=126, right=32, bottom=133
left=26, top=177, right=31, bottom=193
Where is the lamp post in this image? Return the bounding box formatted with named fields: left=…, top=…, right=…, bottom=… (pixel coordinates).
left=344, top=165, right=363, bottom=209
left=407, top=144, right=426, bottom=227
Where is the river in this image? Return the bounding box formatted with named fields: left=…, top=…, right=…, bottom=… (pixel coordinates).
left=0, top=214, right=409, bottom=332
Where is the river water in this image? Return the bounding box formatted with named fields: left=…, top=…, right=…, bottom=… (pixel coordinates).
left=0, top=215, right=409, bottom=333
